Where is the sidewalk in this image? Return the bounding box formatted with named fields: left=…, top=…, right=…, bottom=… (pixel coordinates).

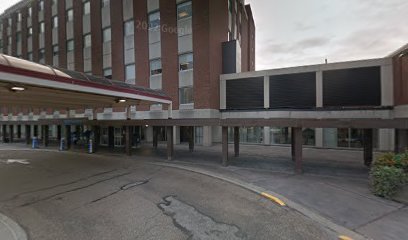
left=147, top=153, right=407, bottom=240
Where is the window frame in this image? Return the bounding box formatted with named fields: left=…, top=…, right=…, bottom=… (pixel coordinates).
left=148, top=11, right=160, bottom=29
left=38, top=0, right=44, bottom=11
left=149, top=58, right=162, bottom=76
left=179, top=86, right=194, bottom=104
left=103, top=68, right=112, bottom=79
left=39, top=22, right=45, bottom=33
left=178, top=52, right=193, bottom=71
left=177, top=1, right=192, bottom=20
left=52, top=44, right=59, bottom=57
left=66, top=9, right=74, bottom=22
left=52, top=16, right=58, bottom=28
left=38, top=48, right=45, bottom=62
left=83, top=1, right=91, bottom=15
left=67, top=39, right=74, bottom=52
left=124, top=20, right=134, bottom=37
left=83, top=34, right=91, bottom=48
left=101, top=0, right=110, bottom=8
left=125, top=64, right=136, bottom=82
left=102, top=27, right=111, bottom=43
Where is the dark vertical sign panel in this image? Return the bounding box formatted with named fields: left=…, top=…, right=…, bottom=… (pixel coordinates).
left=226, top=77, right=264, bottom=110
left=323, top=67, right=381, bottom=107
left=269, top=72, right=316, bottom=109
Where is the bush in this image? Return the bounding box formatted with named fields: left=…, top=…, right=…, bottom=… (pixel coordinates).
left=370, top=166, right=407, bottom=198
left=373, top=152, right=396, bottom=168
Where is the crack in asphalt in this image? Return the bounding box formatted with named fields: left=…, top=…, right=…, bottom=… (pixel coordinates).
left=4, top=169, right=119, bottom=202
left=158, top=196, right=247, bottom=240
left=18, top=172, right=132, bottom=207
left=90, top=180, right=150, bottom=203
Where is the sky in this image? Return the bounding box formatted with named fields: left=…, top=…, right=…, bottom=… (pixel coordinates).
left=1, top=0, right=408, bottom=70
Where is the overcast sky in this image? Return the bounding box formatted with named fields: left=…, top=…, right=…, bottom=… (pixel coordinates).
left=1, top=0, right=408, bottom=70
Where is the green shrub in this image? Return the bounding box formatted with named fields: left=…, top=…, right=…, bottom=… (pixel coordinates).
left=393, top=152, right=408, bottom=172
left=373, top=152, right=396, bottom=168
left=370, top=166, right=407, bottom=198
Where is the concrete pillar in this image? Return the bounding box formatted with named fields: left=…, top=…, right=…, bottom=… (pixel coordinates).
left=293, top=127, right=303, bottom=174
left=395, top=129, right=408, bottom=153
left=203, top=126, right=213, bottom=147
left=188, top=126, right=194, bottom=152
left=291, top=128, right=295, bottom=161
left=25, top=125, right=31, bottom=145
left=263, top=126, right=270, bottom=145
left=363, top=129, right=373, bottom=166
left=65, top=125, right=72, bottom=149
left=125, top=126, right=132, bottom=156
left=315, top=128, right=324, bottom=148
left=222, top=126, right=229, bottom=166
left=108, top=126, right=114, bottom=149
left=9, top=125, right=14, bottom=143
left=57, top=125, right=62, bottom=141
left=153, top=126, right=158, bottom=148
left=42, top=125, right=49, bottom=147
left=234, top=127, right=239, bottom=157
left=17, top=125, right=21, bottom=139
left=166, top=126, right=174, bottom=160
left=92, top=125, right=100, bottom=152
left=174, top=126, right=180, bottom=145
left=2, top=124, right=7, bottom=142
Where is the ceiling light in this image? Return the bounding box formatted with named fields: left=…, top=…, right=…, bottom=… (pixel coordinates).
left=11, top=86, right=25, bottom=91
left=116, top=99, right=127, bottom=103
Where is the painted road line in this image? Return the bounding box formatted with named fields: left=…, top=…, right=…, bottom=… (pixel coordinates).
left=260, top=192, right=286, bottom=206
left=338, top=235, right=353, bottom=240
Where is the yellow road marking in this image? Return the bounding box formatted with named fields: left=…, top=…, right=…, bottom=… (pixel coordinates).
left=260, top=192, right=286, bottom=206
left=338, top=235, right=353, bottom=240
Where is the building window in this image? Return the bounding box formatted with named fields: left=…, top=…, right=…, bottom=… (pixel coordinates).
left=51, top=0, right=57, bottom=6
left=39, top=22, right=45, bottom=33
left=52, top=45, right=59, bottom=56
left=150, top=59, right=162, bottom=76
left=67, top=39, right=74, bottom=52
left=83, top=34, right=91, bottom=48
left=148, top=11, right=160, bottom=29
left=179, top=87, right=193, bottom=104
left=66, top=9, right=74, bottom=22
left=102, top=0, right=110, bottom=8
left=39, top=48, right=45, bottom=62
left=52, top=16, right=58, bottom=28
left=27, top=52, right=33, bottom=61
left=103, top=27, right=111, bottom=42
left=124, top=20, right=134, bottom=36
left=28, top=7, right=32, bottom=17
left=103, top=68, right=112, bottom=79
left=8, top=36, right=11, bottom=46
left=8, top=18, right=12, bottom=26
left=28, top=27, right=33, bottom=36
left=125, top=64, right=136, bottom=82
left=39, top=0, right=44, bottom=11
left=179, top=53, right=193, bottom=71
left=177, top=1, right=192, bottom=20
left=83, top=1, right=90, bottom=15
left=17, top=12, right=22, bottom=22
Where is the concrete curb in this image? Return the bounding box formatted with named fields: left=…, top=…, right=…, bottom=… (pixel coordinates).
left=0, top=213, right=27, bottom=240
left=149, top=161, right=370, bottom=240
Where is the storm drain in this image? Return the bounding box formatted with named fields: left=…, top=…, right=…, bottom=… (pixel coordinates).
left=158, top=196, right=246, bottom=240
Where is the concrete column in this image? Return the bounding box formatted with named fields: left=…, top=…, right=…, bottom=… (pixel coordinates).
left=188, top=126, right=194, bottom=152
left=65, top=125, right=72, bottom=149
left=166, top=126, right=174, bottom=160
left=395, top=129, right=408, bottom=153
left=2, top=124, right=7, bottom=142
left=42, top=125, right=49, bottom=147
left=92, top=125, right=100, bottom=152
left=25, top=125, right=31, bottom=145
left=234, top=127, right=239, bottom=157
left=293, top=127, right=303, bottom=174
left=363, top=129, right=373, bottom=167
left=222, top=126, right=229, bottom=166
left=315, top=128, right=324, bottom=148
left=9, top=125, right=14, bottom=143
left=125, top=126, right=132, bottom=156
left=263, top=126, right=270, bottom=145
left=174, top=126, right=180, bottom=145
left=153, top=126, right=158, bottom=148
left=203, top=126, right=213, bottom=147
left=57, top=125, right=62, bottom=141
left=291, top=128, right=295, bottom=161
left=17, top=125, right=21, bottom=139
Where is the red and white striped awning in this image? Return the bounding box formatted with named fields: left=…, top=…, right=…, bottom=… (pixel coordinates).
left=0, top=54, right=171, bottom=110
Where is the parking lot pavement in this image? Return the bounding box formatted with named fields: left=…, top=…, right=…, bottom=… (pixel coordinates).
left=0, top=149, right=336, bottom=240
